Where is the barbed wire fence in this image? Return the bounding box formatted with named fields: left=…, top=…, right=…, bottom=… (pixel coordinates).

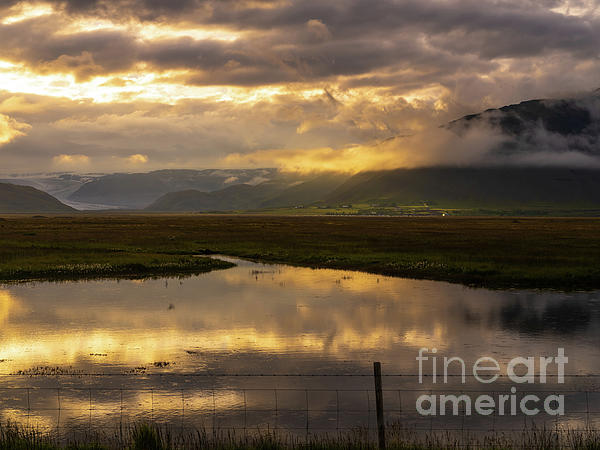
left=2, top=364, right=600, bottom=448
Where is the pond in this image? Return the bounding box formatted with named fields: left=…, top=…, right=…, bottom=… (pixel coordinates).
left=1, top=256, right=599, bottom=436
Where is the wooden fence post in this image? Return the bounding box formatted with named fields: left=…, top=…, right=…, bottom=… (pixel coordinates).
left=374, top=361, right=386, bottom=449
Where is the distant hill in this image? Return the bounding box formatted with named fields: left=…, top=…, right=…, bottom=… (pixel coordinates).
left=260, top=173, right=349, bottom=208
left=146, top=167, right=600, bottom=212
left=146, top=181, right=288, bottom=211
left=146, top=173, right=350, bottom=211
left=68, top=169, right=278, bottom=209
left=324, top=167, right=600, bottom=208
left=0, top=173, right=95, bottom=199
left=448, top=92, right=600, bottom=156
left=0, top=182, right=75, bottom=213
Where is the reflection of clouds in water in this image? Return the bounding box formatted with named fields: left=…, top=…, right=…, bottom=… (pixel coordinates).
left=0, top=410, right=57, bottom=432
left=0, top=289, right=24, bottom=325
left=0, top=260, right=599, bottom=377
left=401, top=325, right=448, bottom=351
left=1, top=261, right=600, bottom=435
left=0, top=387, right=255, bottom=433
left=498, top=297, right=593, bottom=335
left=219, top=264, right=405, bottom=299
left=0, top=326, right=396, bottom=373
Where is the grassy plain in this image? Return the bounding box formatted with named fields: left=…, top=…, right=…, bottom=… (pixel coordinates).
left=254, top=204, right=600, bottom=217
left=0, top=214, right=599, bottom=289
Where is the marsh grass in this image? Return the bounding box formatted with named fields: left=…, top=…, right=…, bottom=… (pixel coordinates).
left=0, top=237, right=234, bottom=283
left=3, top=422, right=600, bottom=449
left=0, top=215, right=599, bottom=289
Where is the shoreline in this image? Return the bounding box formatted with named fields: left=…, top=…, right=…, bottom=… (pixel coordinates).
left=0, top=215, right=598, bottom=290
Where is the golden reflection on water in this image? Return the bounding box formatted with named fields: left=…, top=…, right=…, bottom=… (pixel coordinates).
left=1, top=258, right=600, bottom=434
left=0, top=290, right=24, bottom=325
left=0, top=388, right=252, bottom=432
left=0, top=263, right=431, bottom=373
left=0, top=257, right=599, bottom=376
left=0, top=323, right=395, bottom=373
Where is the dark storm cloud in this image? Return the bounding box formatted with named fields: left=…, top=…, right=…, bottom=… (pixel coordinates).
left=100, top=0, right=600, bottom=58
left=0, top=17, right=137, bottom=79
left=0, top=8, right=453, bottom=84
left=1, top=0, right=598, bottom=85
left=0, top=0, right=205, bottom=18
left=207, top=0, right=600, bottom=56
left=140, top=34, right=447, bottom=85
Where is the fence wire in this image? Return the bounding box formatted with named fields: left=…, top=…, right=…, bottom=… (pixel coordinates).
left=2, top=375, right=600, bottom=439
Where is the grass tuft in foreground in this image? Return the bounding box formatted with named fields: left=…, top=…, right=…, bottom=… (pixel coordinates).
left=3, top=422, right=600, bottom=450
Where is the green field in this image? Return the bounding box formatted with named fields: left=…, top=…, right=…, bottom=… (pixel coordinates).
left=0, top=214, right=599, bottom=289
left=247, top=204, right=600, bottom=217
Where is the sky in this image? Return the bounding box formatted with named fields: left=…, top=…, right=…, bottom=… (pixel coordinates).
left=0, top=0, right=599, bottom=173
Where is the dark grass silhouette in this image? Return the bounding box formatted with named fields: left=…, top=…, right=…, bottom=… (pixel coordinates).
left=3, top=422, right=600, bottom=449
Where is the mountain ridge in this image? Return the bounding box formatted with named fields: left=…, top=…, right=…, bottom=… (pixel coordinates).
left=68, top=169, right=278, bottom=209
left=324, top=167, right=600, bottom=208
left=0, top=183, right=75, bottom=213
left=448, top=91, right=600, bottom=157
left=146, top=174, right=350, bottom=211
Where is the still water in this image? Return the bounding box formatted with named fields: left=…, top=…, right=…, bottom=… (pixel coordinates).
left=1, top=256, right=599, bottom=434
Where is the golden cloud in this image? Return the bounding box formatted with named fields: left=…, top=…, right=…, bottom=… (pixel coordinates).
left=1, top=3, right=53, bottom=25
left=224, top=124, right=507, bottom=173
left=0, top=113, right=30, bottom=145
left=52, top=153, right=91, bottom=167
left=224, top=144, right=403, bottom=173
left=127, top=153, right=149, bottom=164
